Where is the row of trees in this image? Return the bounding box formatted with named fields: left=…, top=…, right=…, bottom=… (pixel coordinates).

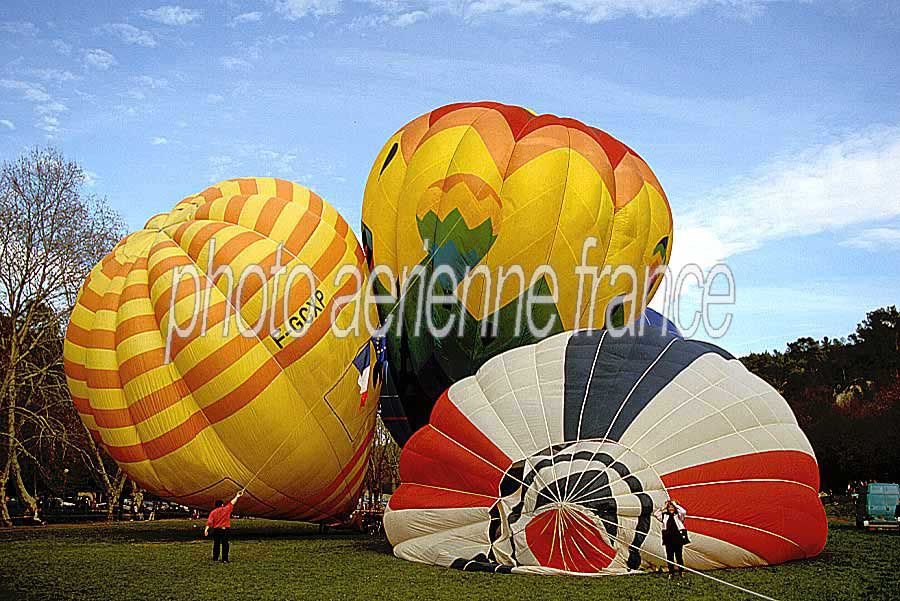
left=742, top=306, right=900, bottom=490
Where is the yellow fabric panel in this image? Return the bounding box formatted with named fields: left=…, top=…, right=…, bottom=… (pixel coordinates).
left=396, top=126, right=479, bottom=278
left=362, top=103, right=674, bottom=336
left=362, top=130, right=406, bottom=289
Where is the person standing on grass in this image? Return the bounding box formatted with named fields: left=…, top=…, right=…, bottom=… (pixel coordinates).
left=204, top=490, right=243, bottom=563
left=653, top=499, right=688, bottom=579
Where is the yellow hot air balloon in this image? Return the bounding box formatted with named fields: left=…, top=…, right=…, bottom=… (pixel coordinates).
left=361, top=101, right=673, bottom=445
left=64, top=177, right=381, bottom=520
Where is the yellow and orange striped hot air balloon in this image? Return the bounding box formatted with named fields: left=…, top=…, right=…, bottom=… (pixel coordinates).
left=64, top=177, right=382, bottom=520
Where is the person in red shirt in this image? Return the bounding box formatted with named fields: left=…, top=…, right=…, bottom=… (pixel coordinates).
left=204, top=490, right=243, bottom=562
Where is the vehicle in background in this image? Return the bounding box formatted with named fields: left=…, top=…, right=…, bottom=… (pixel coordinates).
left=855, top=482, right=900, bottom=530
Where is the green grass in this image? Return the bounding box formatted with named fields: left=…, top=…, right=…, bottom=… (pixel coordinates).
left=0, top=516, right=897, bottom=601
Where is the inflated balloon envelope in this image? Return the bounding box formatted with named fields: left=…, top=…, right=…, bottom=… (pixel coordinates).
left=362, top=101, right=674, bottom=447
left=64, top=177, right=381, bottom=520
left=384, top=326, right=827, bottom=575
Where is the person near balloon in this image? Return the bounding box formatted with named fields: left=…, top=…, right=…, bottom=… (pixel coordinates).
left=204, top=490, right=243, bottom=563
left=654, top=499, right=688, bottom=578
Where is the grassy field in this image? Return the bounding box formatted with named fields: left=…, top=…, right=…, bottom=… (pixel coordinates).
left=0, top=515, right=897, bottom=601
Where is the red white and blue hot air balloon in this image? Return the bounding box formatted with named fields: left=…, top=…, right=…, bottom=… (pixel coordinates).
left=384, top=327, right=826, bottom=575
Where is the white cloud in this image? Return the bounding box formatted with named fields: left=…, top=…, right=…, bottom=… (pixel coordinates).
left=33, top=101, right=68, bottom=134
left=0, top=79, right=51, bottom=102
left=36, top=115, right=60, bottom=133
left=351, top=8, right=428, bottom=28
left=335, top=0, right=787, bottom=25
left=670, top=126, right=900, bottom=273
left=151, top=136, right=169, bottom=145
left=32, top=68, right=79, bottom=82
left=51, top=39, right=72, bottom=55
left=208, top=154, right=237, bottom=181
left=206, top=93, right=225, bottom=103
left=0, top=120, right=14, bottom=130
left=449, top=0, right=776, bottom=22
left=208, top=145, right=303, bottom=181
left=840, top=226, right=900, bottom=252
left=222, top=56, right=252, bottom=70
left=35, top=102, right=68, bottom=115
left=133, top=75, right=169, bottom=89
left=393, top=10, right=427, bottom=26
left=0, top=80, right=71, bottom=133
left=141, top=6, right=203, bottom=25
left=0, top=21, right=38, bottom=36
left=274, top=0, right=342, bottom=20
left=102, top=23, right=158, bottom=47
left=83, top=48, right=117, bottom=70
left=231, top=11, right=264, bottom=26
left=83, top=170, right=98, bottom=187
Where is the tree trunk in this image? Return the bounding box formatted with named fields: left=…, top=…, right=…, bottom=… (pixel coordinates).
left=0, top=399, right=15, bottom=527
left=11, top=453, right=38, bottom=519
left=0, top=456, right=12, bottom=527
left=106, top=469, right=127, bottom=522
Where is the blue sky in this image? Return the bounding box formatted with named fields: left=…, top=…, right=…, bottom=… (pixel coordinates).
left=1, top=0, right=898, bottom=355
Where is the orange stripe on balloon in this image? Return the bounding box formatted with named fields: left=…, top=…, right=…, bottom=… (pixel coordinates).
left=210, top=231, right=265, bottom=285
left=398, top=114, right=430, bottom=164
left=428, top=101, right=532, bottom=136
left=274, top=270, right=357, bottom=368
left=85, top=366, right=122, bottom=390
left=281, top=211, right=320, bottom=257
left=63, top=357, right=86, bottom=382
left=184, top=222, right=231, bottom=261
left=227, top=248, right=282, bottom=308
left=200, top=187, right=224, bottom=203
left=226, top=194, right=254, bottom=224
left=275, top=178, right=294, bottom=201
left=92, top=376, right=190, bottom=429
left=389, top=484, right=496, bottom=511
left=303, top=425, right=375, bottom=509
left=421, top=106, right=518, bottom=173
left=70, top=395, right=92, bottom=415
left=236, top=178, right=258, bottom=195
left=253, top=196, right=290, bottom=238
left=65, top=323, right=95, bottom=348
left=101, top=355, right=281, bottom=462
left=85, top=331, right=261, bottom=430
left=661, top=450, right=827, bottom=563
left=317, top=449, right=370, bottom=518
left=116, top=313, right=162, bottom=346
left=151, top=277, right=215, bottom=325
left=333, top=214, right=349, bottom=239
left=76, top=285, right=104, bottom=314
left=147, top=251, right=193, bottom=285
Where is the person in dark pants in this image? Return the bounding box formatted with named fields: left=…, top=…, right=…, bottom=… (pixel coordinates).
left=204, top=490, right=243, bottom=563
left=653, top=499, right=688, bottom=578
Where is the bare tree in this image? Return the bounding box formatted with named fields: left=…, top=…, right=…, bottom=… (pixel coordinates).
left=0, top=147, right=124, bottom=526
left=75, top=420, right=128, bottom=521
